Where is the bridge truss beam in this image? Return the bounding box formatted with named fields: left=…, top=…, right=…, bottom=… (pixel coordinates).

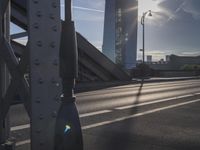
left=0, top=0, right=83, bottom=150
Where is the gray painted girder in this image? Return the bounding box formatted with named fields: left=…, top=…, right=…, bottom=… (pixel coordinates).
left=28, top=0, right=62, bottom=149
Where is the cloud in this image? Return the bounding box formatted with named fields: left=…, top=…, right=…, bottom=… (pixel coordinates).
left=158, top=0, right=200, bottom=22
left=138, top=0, right=183, bottom=26
left=181, top=0, right=200, bottom=20
left=73, top=6, right=104, bottom=13
left=181, top=51, right=200, bottom=56
left=74, top=0, right=105, bottom=10
left=154, top=0, right=186, bottom=24
left=166, top=0, right=186, bottom=22
left=146, top=50, right=166, bottom=56
left=61, top=1, right=105, bottom=22
left=61, top=3, right=104, bottom=13
left=73, top=10, right=104, bottom=22
left=137, top=50, right=167, bottom=61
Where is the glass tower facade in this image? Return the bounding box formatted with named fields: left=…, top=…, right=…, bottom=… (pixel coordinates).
left=102, top=0, right=138, bottom=69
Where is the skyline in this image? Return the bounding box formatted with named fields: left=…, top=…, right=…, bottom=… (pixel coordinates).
left=11, top=0, right=200, bottom=61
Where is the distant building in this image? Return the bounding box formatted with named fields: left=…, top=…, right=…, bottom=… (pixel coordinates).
left=148, top=54, right=200, bottom=70
left=159, top=59, right=164, bottom=64
left=169, top=55, right=200, bottom=70
left=147, top=55, right=152, bottom=63
left=102, top=0, right=138, bottom=69
left=166, top=55, right=170, bottom=62
left=137, top=60, right=143, bottom=64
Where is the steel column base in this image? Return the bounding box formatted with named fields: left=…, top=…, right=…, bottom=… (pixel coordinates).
left=1, top=139, right=15, bottom=150
left=55, top=97, right=83, bottom=150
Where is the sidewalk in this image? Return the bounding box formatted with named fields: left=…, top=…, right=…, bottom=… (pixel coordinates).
left=75, top=76, right=200, bottom=93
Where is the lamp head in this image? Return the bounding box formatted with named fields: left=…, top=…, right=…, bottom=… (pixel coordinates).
left=148, top=10, right=152, bottom=17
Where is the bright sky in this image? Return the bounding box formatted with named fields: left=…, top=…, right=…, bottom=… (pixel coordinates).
left=72, top=0, right=200, bottom=61
left=11, top=0, right=200, bottom=61
left=138, top=0, right=200, bottom=60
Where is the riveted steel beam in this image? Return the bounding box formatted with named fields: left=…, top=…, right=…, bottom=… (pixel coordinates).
left=0, top=1, right=13, bottom=148
left=28, top=0, right=62, bottom=149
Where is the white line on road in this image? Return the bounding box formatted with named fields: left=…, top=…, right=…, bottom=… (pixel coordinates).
left=115, top=94, right=193, bottom=110
left=15, top=98, right=200, bottom=147
left=80, top=110, right=112, bottom=118
left=11, top=93, right=200, bottom=132
left=16, top=140, right=30, bottom=146
left=82, top=99, right=200, bottom=130
left=11, top=124, right=30, bottom=132
left=10, top=110, right=112, bottom=132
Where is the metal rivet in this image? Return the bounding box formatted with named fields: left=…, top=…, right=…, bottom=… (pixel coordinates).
left=52, top=2, right=57, bottom=8
left=50, top=42, right=55, bottom=48
left=51, top=78, right=56, bottom=84
left=39, top=115, right=44, bottom=120
left=33, top=23, right=39, bottom=29
left=49, top=14, right=55, bottom=20
left=53, top=60, right=58, bottom=66
left=35, top=97, right=41, bottom=103
left=36, top=11, right=42, bottom=17
left=38, top=78, right=43, bottom=84
left=37, top=41, right=42, bottom=47
left=33, top=0, right=39, bottom=4
left=52, top=26, right=57, bottom=32
left=36, top=129, right=41, bottom=134
left=34, top=59, right=40, bottom=65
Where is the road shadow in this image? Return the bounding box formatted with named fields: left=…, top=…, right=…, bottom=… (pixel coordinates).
left=97, top=80, right=144, bottom=150
left=83, top=79, right=200, bottom=150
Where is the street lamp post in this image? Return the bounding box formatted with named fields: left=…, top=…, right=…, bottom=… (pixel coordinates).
left=55, top=0, right=83, bottom=150
left=141, top=10, right=152, bottom=63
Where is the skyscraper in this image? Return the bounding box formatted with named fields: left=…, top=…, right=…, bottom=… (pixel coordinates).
left=102, top=0, right=138, bottom=69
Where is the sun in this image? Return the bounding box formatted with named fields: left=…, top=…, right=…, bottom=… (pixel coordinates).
left=138, top=0, right=162, bottom=17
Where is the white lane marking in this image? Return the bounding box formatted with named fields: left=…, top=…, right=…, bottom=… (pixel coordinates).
left=10, top=110, right=112, bottom=131
left=115, top=94, right=193, bottom=110
left=11, top=93, right=200, bottom=132
left=82, top=99, right=200, bottom=130
left=16, top=140, right=30, bottom=146
left=80, top=110, right=112, bottom=118
left=15, top=98, right=200, bottom=147
left=11, top=124, right=30, bottom=132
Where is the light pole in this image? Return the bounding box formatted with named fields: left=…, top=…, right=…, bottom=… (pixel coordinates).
left=55, top=0, right=83, bottom=150
left=141, top=10, right=152, bottom=63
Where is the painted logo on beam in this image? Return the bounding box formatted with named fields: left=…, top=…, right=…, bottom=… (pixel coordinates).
left=64, top=125, right=71, bottom=134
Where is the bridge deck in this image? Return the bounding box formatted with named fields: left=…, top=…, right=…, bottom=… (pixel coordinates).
left=10, top=79, right=200, bottom=150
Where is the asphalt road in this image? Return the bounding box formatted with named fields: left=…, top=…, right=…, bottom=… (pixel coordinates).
left=9, top=79, right=200, bottom=150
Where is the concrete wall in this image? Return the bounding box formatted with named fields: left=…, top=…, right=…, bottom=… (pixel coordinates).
left=157, top=71, right=198, bottom=77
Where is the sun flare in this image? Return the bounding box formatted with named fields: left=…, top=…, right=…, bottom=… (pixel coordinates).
left=138, top=0, right=162, bottom=16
